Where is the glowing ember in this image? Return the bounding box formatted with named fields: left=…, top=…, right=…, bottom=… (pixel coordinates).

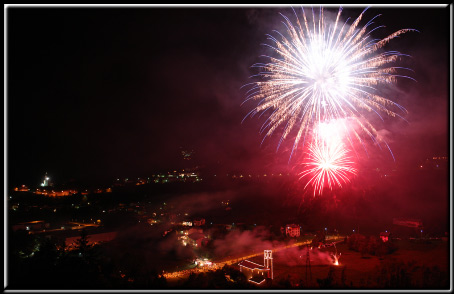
left=332, top=244, right=341, bottom=265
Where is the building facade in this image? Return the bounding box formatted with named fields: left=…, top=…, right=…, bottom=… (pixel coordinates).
left=285, top=224, right=301, bottom=238
left=238, top=250, right=273, bottom=285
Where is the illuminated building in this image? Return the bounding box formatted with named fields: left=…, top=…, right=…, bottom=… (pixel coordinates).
left=285, top=224, right=301, bottom=238
left=264, top=250, right=273, bottom=279
left=238, top=250, right=273, bottom=284
left=238, top=260, right=269, bottom=284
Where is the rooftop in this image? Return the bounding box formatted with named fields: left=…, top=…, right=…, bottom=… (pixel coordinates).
left=249, top=276, right=266, bottom=284
left=238, top=260, right=269, bottom=271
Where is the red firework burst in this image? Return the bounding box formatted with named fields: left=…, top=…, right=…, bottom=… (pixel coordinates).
left=299, top=138, right=357, bottom=196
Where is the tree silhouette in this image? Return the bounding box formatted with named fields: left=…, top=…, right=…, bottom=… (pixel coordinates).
left=75, top=229, right=90, bottom=253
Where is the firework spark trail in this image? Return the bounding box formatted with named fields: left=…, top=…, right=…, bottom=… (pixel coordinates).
left=332, top=244, right=341, bottom=265
left=243, top=6, right=416, bottom=159
left=316, top=119, right=346, bottom=147
left=299, top=127, right=357, bottom=196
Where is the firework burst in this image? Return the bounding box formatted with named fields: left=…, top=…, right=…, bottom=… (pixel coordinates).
left=299, top=132, right=357, bottom=196
left=243, top=6, right=416, bottom=158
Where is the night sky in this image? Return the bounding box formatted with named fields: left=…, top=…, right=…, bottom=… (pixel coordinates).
left=7, top=5, right=450, bottom=186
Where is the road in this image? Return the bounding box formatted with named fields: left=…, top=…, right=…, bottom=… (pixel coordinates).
left=162, top=235, right=343, bottom=280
